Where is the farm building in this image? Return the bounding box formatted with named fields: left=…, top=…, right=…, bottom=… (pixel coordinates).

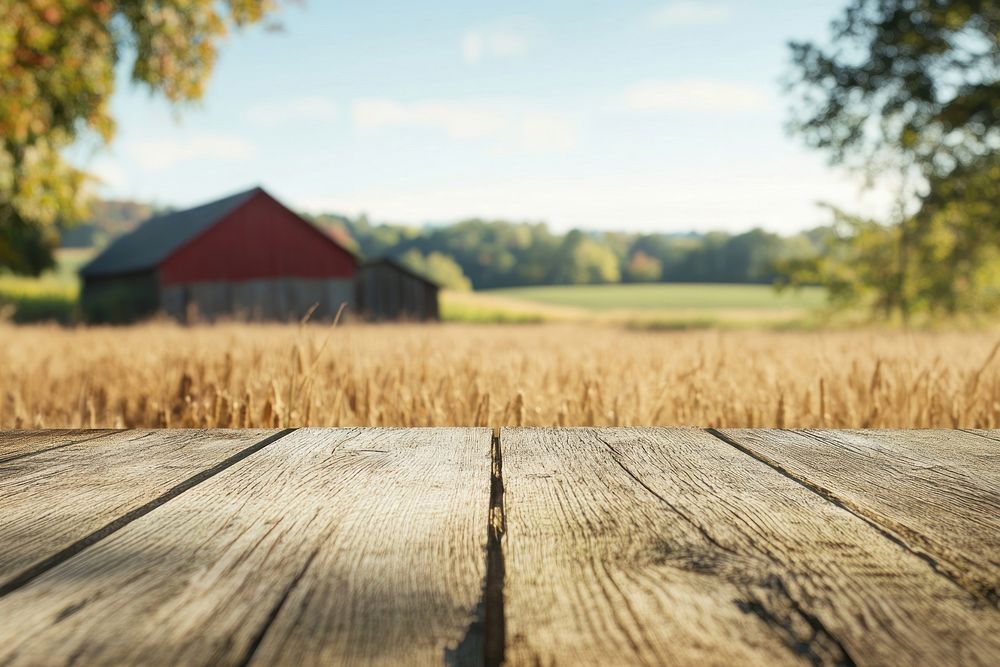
left=79, top=187, right=439, bottom=323
left=356, top=258, right=440, bottom=321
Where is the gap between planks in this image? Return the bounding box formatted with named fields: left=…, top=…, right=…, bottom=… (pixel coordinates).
left=706, top=427, right=998, bottom=607
left=705, top=429, right=944, bottom=573
left=484, top=426, right=507, bottom=667
left=0, top=430, right=121, bottom=465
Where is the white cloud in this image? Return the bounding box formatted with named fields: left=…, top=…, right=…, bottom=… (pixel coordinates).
left=461, top=21, right=536, bottom=65
left=622, top=79, right=770, bottom=113
left=353, top=99, right=507, bottom=139
left=651, top=2, right=730, bottom=27
left=127, top=134, right=255, bottom=170
left=352, top=98, right=579, bottom=152
left=244, top=97, right=338, bottom=127
left=512, top=112, right=580, bottom=153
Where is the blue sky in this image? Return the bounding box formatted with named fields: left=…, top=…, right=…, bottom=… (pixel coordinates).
left=84, top=0, right=892, bottom=234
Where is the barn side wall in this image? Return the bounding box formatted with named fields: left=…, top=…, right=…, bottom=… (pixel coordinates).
left=356, top=265, right=439, bottom=321
left=81, top=272, right=159, bottom=323
left=160, top=278, right=355, bottom=323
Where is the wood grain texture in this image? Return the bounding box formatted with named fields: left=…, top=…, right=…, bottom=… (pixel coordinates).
left=0, top=428, right=279, bottom=591
left=0, top=428, right=491, bottom=667
left=501, top=427, right=1000, bottom=666
left=0, top=430, right=118, bottom=462
left=719, top=429, right=1000, bottom=604
left=964, top=429, right=1000, bottom=444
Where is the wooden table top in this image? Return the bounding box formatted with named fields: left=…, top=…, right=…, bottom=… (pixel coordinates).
left=0, top=428, right=997, bottom=666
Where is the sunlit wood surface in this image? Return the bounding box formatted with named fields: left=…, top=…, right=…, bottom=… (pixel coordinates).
left=0, top=428, right=996, bottom=666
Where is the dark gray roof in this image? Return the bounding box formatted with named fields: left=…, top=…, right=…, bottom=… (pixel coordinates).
left=80, top=187, right=262, bottom=278
left=360, top=257, right=441, bottom=288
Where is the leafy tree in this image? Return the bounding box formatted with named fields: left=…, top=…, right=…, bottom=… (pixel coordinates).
left=550, top=230, right=621, bottom=284
left=786, top=0, right=999, bottom=316
left=910, top=152, right=1000, bottom=313
left=640, top=235, right=698, bottom=282
left=598, top=231, right=631, bottom=270
left=776, top=207, right=912, bottom=317
left=624, top=250, right=663, bottom=282
left=0, top=0, right=280, bottom=275
left=789, top=0, right=999, bottom=177
left=400, top=249, right=473, bottom=291
left=307, top=212, right=362, bottom=255
left=667, top=232, right=728, bottom=283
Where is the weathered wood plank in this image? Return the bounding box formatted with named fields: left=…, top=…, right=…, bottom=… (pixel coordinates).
left=0, top=429, right=118, bottom=462
left=0, top=428, right=491, bottom=667
left=961, top=429, right=1000, bottom=453
left=501, top=427, right=1000, bottom=666
left=718, top=428, right=1000, bottom=604
left=0, top=428, right=281, bottom=592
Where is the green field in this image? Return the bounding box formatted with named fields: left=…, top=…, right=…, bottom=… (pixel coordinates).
left=0, top=248, right=93, bottom=323
left=483, top=283, right=825, bottom=311
left=441, top=283, right=828, bottom=329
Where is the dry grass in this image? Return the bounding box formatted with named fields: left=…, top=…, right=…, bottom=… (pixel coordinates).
left=3, top=321, right=1000, bottom=429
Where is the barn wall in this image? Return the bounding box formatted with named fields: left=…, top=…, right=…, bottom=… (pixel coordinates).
left=160, top=278, right=355, bottom=322
left=81, top=272, right=159, bottom=323
left=356, top=264, right=439, bottom=321
left=159, top=192, right=357, bottom=285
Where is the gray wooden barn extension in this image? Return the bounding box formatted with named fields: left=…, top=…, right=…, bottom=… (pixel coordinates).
left=356, top=258, right=440, bottom=321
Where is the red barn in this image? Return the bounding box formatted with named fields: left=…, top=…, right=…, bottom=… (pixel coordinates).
left=80, top=187, right=361, bottom=322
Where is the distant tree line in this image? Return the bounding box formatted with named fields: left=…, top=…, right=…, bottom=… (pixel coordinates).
left=60, top=200, right=158, bottom=248
left=67, top=200, right=825, bottom=292
left=307, top=212, right=823, bottom=291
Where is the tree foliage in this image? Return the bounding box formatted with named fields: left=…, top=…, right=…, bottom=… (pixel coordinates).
left=910, top=152, right=1000, bottom=313
left=550, top=230, right=621, bottom=285
left=0, top=0, right=279, bottom=274
left=786, top=0, right=1000, bottom=317
left=400, top=249, right=473, bottom=291
left=777, top=207, right=911, bottom=316
left=305, top=211, right=816, bottom=290
left=624, top=250, right=662, bottom=283
left=789, top=0, right=999, bottom=176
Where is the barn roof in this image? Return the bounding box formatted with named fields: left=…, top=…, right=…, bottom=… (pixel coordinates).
left=360, top=257, right=441, bottom=289
left=80, top=187, right=262, bottom=278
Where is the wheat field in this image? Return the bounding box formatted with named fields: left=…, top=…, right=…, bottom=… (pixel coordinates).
left=2, top=321, right=1000, bottom=429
